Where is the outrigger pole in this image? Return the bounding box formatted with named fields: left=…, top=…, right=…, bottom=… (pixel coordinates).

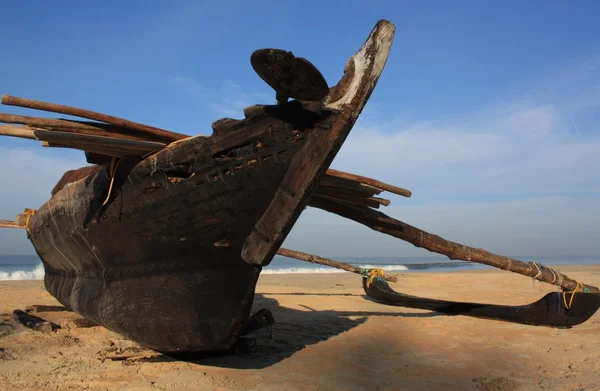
left=308, top=197, right=599, bottom=294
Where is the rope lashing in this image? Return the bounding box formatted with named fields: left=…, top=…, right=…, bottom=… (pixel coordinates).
left=23, top=209, right=36, bottom=233
left=102, top=157, right=122, bottom=206
left=563, top=281, right=585, bottom=310
left=366, top=268, right=386, bottom=288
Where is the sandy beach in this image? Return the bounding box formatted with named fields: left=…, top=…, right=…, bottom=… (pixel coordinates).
left=1, top=266, right=599, bottom=391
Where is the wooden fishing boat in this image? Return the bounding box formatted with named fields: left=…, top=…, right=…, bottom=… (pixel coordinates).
left=1, top=19, right=599, bottom=354
left=0, top=20, right=397, bottom=353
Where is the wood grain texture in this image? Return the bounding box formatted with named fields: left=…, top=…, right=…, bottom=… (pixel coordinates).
left=241, top=19, right=396, bottom=266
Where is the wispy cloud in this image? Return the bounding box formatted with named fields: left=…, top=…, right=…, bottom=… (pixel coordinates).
left=171, top=76, right=273, bottom=117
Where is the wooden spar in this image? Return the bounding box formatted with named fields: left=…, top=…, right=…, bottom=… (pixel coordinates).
left=0, top=113, right=166, bottom=142
left=0, top=219, right=23, bottom=229
left=277, top=247, right=398, bottom=283
left=312, top=187, right=390, bottom=207
left=0, top=124, right=37, bottom=140
left=1, top=94, right=188, bottom=143
left=326, top=168, right=412, bottom=198
left=311, top=193, right=383, bottom=209
left=309, top=197, right=600, bottom=293
left=33, top=130, right=166, bottom=154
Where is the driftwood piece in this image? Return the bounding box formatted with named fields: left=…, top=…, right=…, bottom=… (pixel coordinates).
left=33, top=130, right=166, bottom=156
left=242, top=20, right=396, bottom=266
left=309, top=197, right=599, bottom=293
left=1, top=94, right=188, bottom=143
left=12, top=309, right=60, bottom=333
left=277, top=247, right=398, bottom=283
left=0, top=124, right=37, bottom=140
left=326, top=168, right=412, bottom=198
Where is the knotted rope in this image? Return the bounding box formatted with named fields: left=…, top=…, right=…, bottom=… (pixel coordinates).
left=365, top=268, right=386, bottom=288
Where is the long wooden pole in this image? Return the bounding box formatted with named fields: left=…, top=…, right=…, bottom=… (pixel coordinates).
left=0, top=124, right=36, bottom=140
left=276, top=247, right=398, bottom=283
left=0, top=220, right=22, bottom=229
left=326, top=168, right=412, bottom=198
left=1, top=94, right=188, bottom=143
left=309, top=197, right=599, bottom=293
left=0, top=113, right=167, bottom=142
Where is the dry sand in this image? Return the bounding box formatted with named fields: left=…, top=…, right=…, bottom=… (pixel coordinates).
left=1, top=266, right=599, bottom=391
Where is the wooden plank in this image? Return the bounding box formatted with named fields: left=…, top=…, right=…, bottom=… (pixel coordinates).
left=1, top=94, right=189, bottom=143
left=0, top=124, right=37, bottom=140
left=241, top=20, right=396, bottom=266
left=33, top=130, right=166, bottom=155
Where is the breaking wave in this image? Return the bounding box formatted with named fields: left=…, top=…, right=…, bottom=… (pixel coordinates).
left=0, top=264, right=45, bottom=280
left=262, top=265, right=409, bottom=274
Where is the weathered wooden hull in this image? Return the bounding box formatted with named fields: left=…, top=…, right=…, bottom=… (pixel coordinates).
left=26, top=110, right=312, bottom=352
left=23, top=19, right=396, bottom=353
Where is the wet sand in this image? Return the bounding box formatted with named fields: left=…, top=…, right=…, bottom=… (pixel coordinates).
left=1, top=265, right=599, bottom=391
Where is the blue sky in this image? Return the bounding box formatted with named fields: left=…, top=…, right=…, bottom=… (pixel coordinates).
left=1, top=1, right=599, bottom=258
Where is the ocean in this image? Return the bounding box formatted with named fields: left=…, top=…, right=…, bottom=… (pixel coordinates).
left=1, top=253, right=599, bottom=281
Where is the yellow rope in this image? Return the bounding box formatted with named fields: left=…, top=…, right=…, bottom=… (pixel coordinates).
left=366, top=268, right=386, bottom=288
left=24, top=209, right=36, bottom=233
left=102, top=157, right=122, bottom=206
left=563, top=281, right=584, bottom=310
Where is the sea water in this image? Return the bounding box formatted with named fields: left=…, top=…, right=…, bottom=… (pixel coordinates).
left=1, top=253, right=599, bottom=281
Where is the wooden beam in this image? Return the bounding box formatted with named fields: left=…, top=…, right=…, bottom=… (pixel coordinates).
left=326, top=168, right=412, bottom=198
left=33, top=130, right=166, bottom=156
left=309, top=197, right=600, bottom=294
left=1, top=94, right=189, bottom=143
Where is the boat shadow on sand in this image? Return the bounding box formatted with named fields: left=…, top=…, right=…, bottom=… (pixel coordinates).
left=14, top=293, right=440, bottom=370
left=147, top=293, right=440, bottom=369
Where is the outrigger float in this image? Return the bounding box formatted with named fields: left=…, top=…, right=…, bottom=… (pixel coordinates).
left=1, top=20, right=598, bottom=353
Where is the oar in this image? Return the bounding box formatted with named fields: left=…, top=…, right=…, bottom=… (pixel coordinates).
left=276, top=247, right=398, bottom=283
